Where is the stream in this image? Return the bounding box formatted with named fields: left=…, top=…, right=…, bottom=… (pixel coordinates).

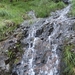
left=12, top=4, right=75, bottom=75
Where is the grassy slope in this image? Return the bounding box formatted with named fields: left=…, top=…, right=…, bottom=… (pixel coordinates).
left=0, top=0, right=66, bottom=40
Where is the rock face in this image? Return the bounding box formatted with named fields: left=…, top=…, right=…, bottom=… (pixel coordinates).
left=11, top=4, right=75, bottom=75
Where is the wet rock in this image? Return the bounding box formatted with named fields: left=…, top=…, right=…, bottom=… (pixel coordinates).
left=48, top=26, right=54, bottom=35
left=23, top=43, right=29, bottom=48
left=0, top=60, right=5, bottom=70
left=5, top=64, right=10, bottom=72
left=36, top=60, right=41, bottom=64
left=35, top=28, right=43, bottom=37
left=15, top=62, right=20, bottom=66
left=27, top=11, right=36, bottom=19
left=9, top=40, right=14, bottom=43
left=34, top=68, right=40, bottom=75
left=35, top=23, right=54, bottom=41
left=12, top=71, right=18, bottom=75
left=5, top=59, right=10, bottom=65
left=0, top=56, right=10, bottom=73
left=34, top=38, right=43, bottom=50
left=23, top=29, right=29, bottom=38
left=24, top=63, right=28, bottom=67
left=62, top=0, right=70, bottom=4
left=56, top=32, right=62, bottom=39
left=41, top=51, right=51, bottom=64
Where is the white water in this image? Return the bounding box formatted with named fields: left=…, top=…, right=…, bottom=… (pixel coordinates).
left=12, top=4, right=73, bottom=75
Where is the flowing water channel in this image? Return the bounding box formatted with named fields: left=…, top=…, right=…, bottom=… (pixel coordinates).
left=12, top=4, right=75, bottom=75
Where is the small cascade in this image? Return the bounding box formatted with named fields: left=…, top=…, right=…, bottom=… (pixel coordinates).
left=12, top=4, right=75, bottom=75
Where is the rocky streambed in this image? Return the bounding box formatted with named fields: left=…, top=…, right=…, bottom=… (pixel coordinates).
left=0, top=2, right=75, bottom=75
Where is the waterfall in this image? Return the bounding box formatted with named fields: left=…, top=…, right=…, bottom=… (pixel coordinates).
left=12, top=4, right=75, bottom=75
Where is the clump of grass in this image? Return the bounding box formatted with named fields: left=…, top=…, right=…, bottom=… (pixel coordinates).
left=62, top=43, right=75, bottom=75
left=0, top=22, right=18, bottom=41
left=69, top=0, right=75, bottom=17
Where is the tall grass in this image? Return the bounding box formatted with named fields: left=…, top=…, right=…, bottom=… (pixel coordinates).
left=69, top=0, right=75, bottom=17
left=62, top=44, right=75, bottom=75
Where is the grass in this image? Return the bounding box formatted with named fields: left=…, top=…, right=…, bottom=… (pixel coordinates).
left=62, top=0, right=75, bottom=73
left=0, top=0, right=66, bottom=40
left=69, top=0, right=75, bottom=17
left=62, top=43, right=75, bottom=75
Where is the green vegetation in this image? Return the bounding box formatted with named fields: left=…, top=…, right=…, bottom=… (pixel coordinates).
left=69, top=0, right=75, bottom=17
left=4, top=41, right=23, bottom=75
left=62, top=43, right=75, bottom=75
left=6, top=41, right=23, bottom=65
left=0, top=0, right=66, bottom=40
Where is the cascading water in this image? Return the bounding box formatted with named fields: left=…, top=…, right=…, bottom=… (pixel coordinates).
left=12, top=4, right=75, bottom=75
